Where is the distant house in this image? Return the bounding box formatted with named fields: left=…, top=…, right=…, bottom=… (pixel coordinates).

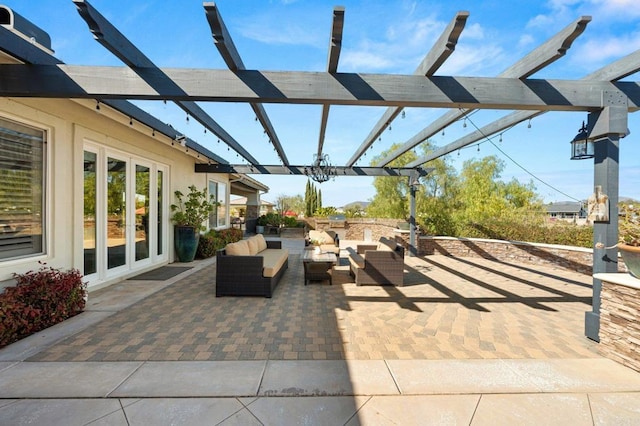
left=230, top=197, right=274, bottom=218
left=545, top=201, right=587, bottom=223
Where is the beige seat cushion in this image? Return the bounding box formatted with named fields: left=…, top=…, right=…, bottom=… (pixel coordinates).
left=309, top=230, right=335, bottom=245
left=225, top=239, right=250, bottom=256
left=261, top=248, right=289, bottom=277
left=377, top=242, right=393, bottom=251
left=254, top=233, right=268, bottom=252
left=246, top=236, right=260, bottom=255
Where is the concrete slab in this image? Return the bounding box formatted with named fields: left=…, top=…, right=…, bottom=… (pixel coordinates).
left=0, top=400, right=17, bottom=409
left=87, top=409, right=129, bottom=426
left=347, top=395, right=479, bottom=426
left=111, top=361, right=266, bottom=397
left=0, top=362, right=142, bottom=398
left=0, top=361, right=16, bottom=372
left=588, top=392, right=640, bottom=425
left=259, top=360, right=398, bottom=396
left=0, top=311, right=114, bottom=362
left=0, top=399, right=123, bottom=426
left=471, top=393, right=593, bottom=425
left=502, top=358, right=640, bottom=392
left=386, top=359, right=539, bottom=394
left=218, top=408, right=263, bottom=425
left=245, top=396, right=368, bottom=426
left=122, top=398, right=247, bottom=425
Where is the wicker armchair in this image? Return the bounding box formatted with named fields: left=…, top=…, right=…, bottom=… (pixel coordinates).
left=348, top=237, right=405, bottom=286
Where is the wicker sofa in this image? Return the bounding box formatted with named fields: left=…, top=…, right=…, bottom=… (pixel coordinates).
left=348, top=237, right=405, bottom=286
left=216, top=234, right=289, bottom=297
left=308, top=229, right=340, bottom=255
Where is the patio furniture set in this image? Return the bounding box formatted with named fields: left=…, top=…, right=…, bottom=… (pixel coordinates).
left=215, top=233, right=405, bottom=297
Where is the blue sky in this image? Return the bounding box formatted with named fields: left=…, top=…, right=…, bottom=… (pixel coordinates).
left=7, top=0, right=640, bottom=206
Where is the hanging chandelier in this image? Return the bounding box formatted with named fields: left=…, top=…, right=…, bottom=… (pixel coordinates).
left=306, top=153, right=334, bottom=183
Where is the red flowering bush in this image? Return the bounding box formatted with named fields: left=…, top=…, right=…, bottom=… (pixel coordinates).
left=0, top=264, right=87, bottom=348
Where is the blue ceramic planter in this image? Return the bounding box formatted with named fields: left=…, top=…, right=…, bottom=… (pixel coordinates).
left=174, top=225, right=199, bottom=262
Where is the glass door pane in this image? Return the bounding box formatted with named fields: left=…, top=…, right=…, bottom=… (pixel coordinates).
left=135, top=164, right=150, bottom=261
left=107, top=157, right=126, bottom=269
left=83, top=151, right=97, bottom=275
left=157, top=170, right=164, bottom=256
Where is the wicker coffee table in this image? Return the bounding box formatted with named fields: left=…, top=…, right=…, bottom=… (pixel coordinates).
left=302, top=249, right=337, bottom=285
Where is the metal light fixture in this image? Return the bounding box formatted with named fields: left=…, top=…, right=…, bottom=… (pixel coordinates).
left=306, top=153, right=334, bottom=183
left=570, top=121, right=594, bottom=160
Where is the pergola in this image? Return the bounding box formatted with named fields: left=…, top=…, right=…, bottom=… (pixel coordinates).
left=1, top=0, right=638, bottom=341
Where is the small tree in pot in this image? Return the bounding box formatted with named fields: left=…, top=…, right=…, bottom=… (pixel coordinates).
left=171, top=185, right=217, bottom=262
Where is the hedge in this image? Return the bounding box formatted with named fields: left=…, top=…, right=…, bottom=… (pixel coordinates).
left=1, top=264, right=87, bottom=348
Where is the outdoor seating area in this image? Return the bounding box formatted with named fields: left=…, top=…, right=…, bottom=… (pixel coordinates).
left=215, top=234, right=289, bottom=298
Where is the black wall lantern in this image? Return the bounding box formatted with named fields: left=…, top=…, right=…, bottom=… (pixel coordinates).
left=570, top=121, right=594, bottom=160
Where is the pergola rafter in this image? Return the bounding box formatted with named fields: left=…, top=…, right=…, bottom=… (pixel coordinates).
left=346, top=11, right=469, bottom=167
left=204, top=2, right=289, bottom=166
left=317, top=6, right=345, bottom=158
left=378, top=15, right=592, bottom=167
left=407, top=47, right=640, bottom=168
left=72, top=0, right=260, bottom=165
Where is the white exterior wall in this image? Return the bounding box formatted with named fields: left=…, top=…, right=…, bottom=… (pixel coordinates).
left=0, top=97, right=229, bottom=290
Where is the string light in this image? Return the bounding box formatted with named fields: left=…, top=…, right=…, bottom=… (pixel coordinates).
left=442, top=129, right=445, bottom=136
left=129, top=117, right=133, bottom=126
left=463, top=117, right=467, bottom=128
left=477, top=144, right=480, bottom=152
left=152, top=129, right=155, bottom=137
left=401, top=110, right=406, bottom=119
left=95, top=100, right=100, bottom=111
left=499, top=133, right=502, bottom=143
left=527, top=118, right=532, bottom=128
left=186, top=114, right=190, bottom=124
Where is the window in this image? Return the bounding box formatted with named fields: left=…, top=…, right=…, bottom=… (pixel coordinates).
left=208, top=180, right=227, bottom=228
left=0, top=117, right=45, bottom=261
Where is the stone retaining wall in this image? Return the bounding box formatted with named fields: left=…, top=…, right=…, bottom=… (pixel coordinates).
left=599, top=277, right=640, bottom=373
left=394, top=235, right=595, bottom=275
left=310, top=218, right=401, bottom=241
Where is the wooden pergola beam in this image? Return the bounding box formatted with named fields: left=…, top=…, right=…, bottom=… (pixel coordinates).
left=377, top=15, right=592, bottom=167
left=2, top=64, right=639, bottom=111
left=72, top=0, right=259, bottom=165
left=204, top=2, right=289, bottom=165
left=346, top=11, right=469, bottom=167
left=195, top=163, right=432, bottom=177
left=317, top=6, right=345, bottom=158
left=408, top=46, right=640, bottom=167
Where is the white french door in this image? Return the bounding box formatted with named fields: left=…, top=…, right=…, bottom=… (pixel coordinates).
left=83, top=144, right=168, bottom=284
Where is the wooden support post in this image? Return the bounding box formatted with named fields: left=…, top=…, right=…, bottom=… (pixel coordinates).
left=585, top=103, right=627, bottom=342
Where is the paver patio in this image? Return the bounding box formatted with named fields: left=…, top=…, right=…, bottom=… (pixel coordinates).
left=27, top=239, right=598, bottom=362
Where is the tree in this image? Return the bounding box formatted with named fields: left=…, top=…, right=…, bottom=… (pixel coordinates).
left=366, top=142, right=456, bottom=220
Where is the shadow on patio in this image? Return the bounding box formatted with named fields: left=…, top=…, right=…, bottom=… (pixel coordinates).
left=27, top=241, right=599, bottom=363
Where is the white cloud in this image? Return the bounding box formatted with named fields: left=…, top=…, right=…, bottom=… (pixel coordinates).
left=341, top=50, right=395, bottom=71
left=519, top=34, right=535, bottom=49
left=237, top=21, right=323, bottom=47
left=572, top=32, right=640, bottom=64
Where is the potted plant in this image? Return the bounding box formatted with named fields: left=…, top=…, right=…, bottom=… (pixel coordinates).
left=171, top=185, right=216, bottom=262
left=618, top=203, right=640, bottom=278
left=256, top=214, right=267, bottom=234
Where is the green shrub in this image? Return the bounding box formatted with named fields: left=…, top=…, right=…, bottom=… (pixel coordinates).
left=196, top=228, right=244, bottom=258
left=258, top=212, right=281, bottom=227
left=1, top=264, right=87, bottom=348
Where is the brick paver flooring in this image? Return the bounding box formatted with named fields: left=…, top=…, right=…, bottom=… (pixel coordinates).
left=29, top=252, right=599, bottom=362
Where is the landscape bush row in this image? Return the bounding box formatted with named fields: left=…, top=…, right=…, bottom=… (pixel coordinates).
left=0, top=264, right=86, bottom=349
